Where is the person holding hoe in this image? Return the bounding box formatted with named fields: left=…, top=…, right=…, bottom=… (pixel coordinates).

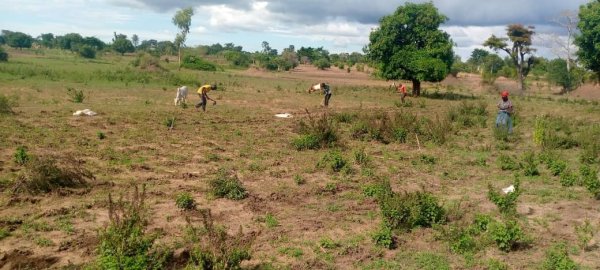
left=195, top=84, right=217, bottom=112
left=397, top=83, right=407, bottom=103
left=496, top=90, right=514, bottom=134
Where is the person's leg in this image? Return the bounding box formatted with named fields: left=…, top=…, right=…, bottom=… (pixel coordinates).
left=401, top=93, right=406, bottom=103
left=201, top=95, right=207, bottom=111
left=195, top=94, right=202, bottom=108
left=508, top=115, right=513, bottom=134
left=325, top=93, right=331, bottom=106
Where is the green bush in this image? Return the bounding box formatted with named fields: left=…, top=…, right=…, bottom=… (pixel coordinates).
left=0, top=47, right=8, bottom=62
left=541, top=243, right=580, bottom=270
left=447, top=101, right=488, bottom=128
left=0, top=95, right=13, bottom=114
left=182, top=55, right=217, bottom=71
left=12, top=156, right=93, bottom=194
left=332, top=112, right=357, bottom=123
left=353, top=148, right=370, bottom=166
left=559, top=170, right=578, bottom=187
left=291, top=134, right=320, bottom=150
left=98, top=186, right=165, bottom=270
left=522, top=151, right=539, bottom=176
left=175, top=192, right=196, bottom=210
left=498, top=154, right=520, bottom=171
left=393, top=128, right=408, bottom=143
left=67, top=87, right=85, bottom=103
left=294, top=112, right=338, bottom=150
left=372, top=225, right=395, bottom=249
left=549, top=159, right=568, bottom=176
left=209, top=169, right=248, bottom=200
left=314, top=58, right=331, bottom=70
left=14, top=146, right=30, bottom=166
left=131, top=53, right=160, bottom=69
left=317, top=150, right=348, bottom=173
left=487, top=178, right=521, bottom=216
left=78, top=45, right=96, bottom=59
left=489, top=219, right=528, bottom=252
left=378, top=183, right=445, bottom=231
left=580, top=165, right=600, bottom=199
left=97, top=131, right=106, bottom=140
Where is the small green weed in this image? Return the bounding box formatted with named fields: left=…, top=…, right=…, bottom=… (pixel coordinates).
left=575, top=219, right=595, bottom=251
left=209, top=169, right=248, bottom=200
left=522, top=151, right=539, bottom=176
left=580, top=165, right=600, bottom=199
left=541, top=242, right=580, bottom=270
left=291, top=134, right=320, bottom=150
left=97, top=131, right=106, bottom=140
left=372, top=225, right=395, bottom=249
left=487, top=178, right=521, bottom=216
left=14, top=146, right=30, bottom=166
left=264, top=213, right=279, bottom=228
left=317, top=150, right=349, bottom=173
left=67, top=87, right=85, bottom=103
left=175, top=192, right=196, bottom=210
left=489, top=219, right=528, bottom=252
left=293, top=174, right=305, bottom=185
left=414, top=252, right=450, bottom=270
left=353, top=148, right=371, bottom=166
left=559, top=170, right=578, bottom=187
left=278, top=246, right=303, bottom=258
left=0, top=227, right=10, bottom=240
left=319, top=237, right=339, bottom=249
left=498, top=154, right=520, bottom=171
left=12, top=156, right=93, bottom=194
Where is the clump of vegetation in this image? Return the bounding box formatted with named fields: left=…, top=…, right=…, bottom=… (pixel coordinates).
left=209, top=169, right=248, bottom=200
left=580, top=165, right=600, bottom=199
left=549, top=159, right=568, bottom=176
left=575, top=219, right=595, bottom=251
left=0, top=94, right=14, bottom=114
left=293, top=111, right=338, bottom=150
left=264, top=213, right=279, bottom=228
left=578, top=124, right=600, bottom=164
left=332, top=111, right=358, bottom=124
left=98, top=186, right=166, bottom=269
left=377, top=181, right=445, bottom=231
left=487, top=178, right=521, bottom=216
left=67, top=87, right=85, bottom=103
left=181, top=55, right=217, bottom=71
left=447, top=101, right=488, bottom=128
left=488, top=219, right=528, bottom=252
left=293, top=174, right=305, bottom=185
left=0, top=47, right=8, bottom=62
left=372, top=225, right=395, bottom=249
left=353, top=148, right=371, bottom=166
left=317, top=150, right=350, bottom=173
left=497, top=154, right=520, bottom=171
left=13, top=146, right=30, bottom=166
left=521, top=151, right=539, bottom=176
left=164, top=117, right=175, bottom=129
left=185, top=209, right=254, bottom=269
left=78, top=45, right=96, bottom=59
left=541, top=243, right=580, bottom=270
left=97, top=131, right=106, bottom=140
left=131, top=52, right=161, bottom=70
left=12, top=156, right=93, bottom=194
left=559, top=170, right=578, bottom=187
left=175, top=192, right=196, bottom=210
left=533, top=115, right=578, bottom=150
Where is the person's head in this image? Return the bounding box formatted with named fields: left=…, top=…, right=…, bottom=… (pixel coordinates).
left=501, top=90, right=509, bottom=101
left=211, top=84, right=217, bottom=90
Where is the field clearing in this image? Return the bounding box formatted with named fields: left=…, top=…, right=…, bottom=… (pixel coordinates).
left=1, top=49, right=600, bottom=269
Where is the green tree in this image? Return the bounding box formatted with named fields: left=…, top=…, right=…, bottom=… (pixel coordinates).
left=576, top=0, right=600, bottom=80
left=484, top=24, right=535, bottom=91
left=112, top=33, right=134, bottom=55
left=172, top=7, right=194, bottom=67
left=83, top=36, right=106, bottom=51
left=131, top=34, right=139, bottom=49
left=5, top=31, right=33, bottom=49
left=367, top=2, right=454, bottom=96
left=468, top=48, right=490, bottom=72
left=547, top=58, right=584, bottom=93
left=56, top=33, right=84, bottom=51
left=0, top=47, right=8, bottom=62
left=39, top=33, right=55, bottom=48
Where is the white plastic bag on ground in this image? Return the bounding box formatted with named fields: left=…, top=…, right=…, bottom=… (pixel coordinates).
left=275, top=113, right=293, bottom=118
left=73, top=109, right=97, bottom=116
left=502, top=185, right=515, bottom=194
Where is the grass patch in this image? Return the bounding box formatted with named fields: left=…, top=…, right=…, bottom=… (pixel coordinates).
left=175, top=192, right=196, bottom=210
left=209, top=169, right=248, bottom=200
left=12, top=156, right=93, bottom=194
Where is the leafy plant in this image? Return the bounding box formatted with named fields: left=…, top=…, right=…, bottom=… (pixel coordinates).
left=488, top=219, right=528, bottom=252
left=67, top=87, right=85, bottom=103
left=317, top=150, right=349, bottom=173
left=319, top=237, right=339, bottom=249
left=497, top=154, right=520, bottom=171
left=264, top=213, right=279, bottom=228
left=559, top=170, right=578, bottom=187
left=97, top=131, right=106, bottom=140
left=293, top=111, right=338, bottom=150
left=487, top=178, right=521, bottom=216
left=541, top=243, right=580, bottom=270
left=293, top=174, right=305, bottom=185
left=0, top=94, right=14, bottom=114
left=372, top=225, right=395, bottom=249
left=291, top=134, right=319, bottom=150
left=575, top=219, right=595, bottom=251
left=549, top=159, right=568, bottom=176
left=175, top=192, right=196, bottom=210
left=353, top=148, right=371, bottom=166
left=209, top=169, right=248, bottom=200
left=522, top=151, right=539, bottom=176
left=14, top=146, right=30, bottom=166
left=164, top=117, right=175, bottom=129
left=580, top=165, right=600, bottom=199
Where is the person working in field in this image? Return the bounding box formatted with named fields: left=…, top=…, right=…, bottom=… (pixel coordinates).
left=496, top=90, right=514, bottom=134
left=308, top=82, right=332, bottom=107
left=396, top=83, right=407, bottom=103
left=195, top=84, right=217, bottom=112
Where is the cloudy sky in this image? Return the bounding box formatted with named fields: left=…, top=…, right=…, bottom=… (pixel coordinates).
left=0, top=0, right=590, bottom=59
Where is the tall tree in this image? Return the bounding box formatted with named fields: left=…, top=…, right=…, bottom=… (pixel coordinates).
left=38, top=33, right=55, bottom=48
left=468, top=48, right=490, bottom=72
left=552, top=11, right=578, bottom=72
left=484, top=24, right=535, bottom=91
left=367, top=2, right=454, bottom=96
left=576, top=0, right=600, bottom=80
left=112, top=32, right=134, bottom=55
left=4, top=31, right=34, bottom=49
left=172, top=7, right=194, bottom=67
left=131, top=34, right=139, bottom=49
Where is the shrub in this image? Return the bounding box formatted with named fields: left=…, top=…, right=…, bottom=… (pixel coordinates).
left=78, top=45, right=96, bottom=59
left=522, top=151, right=539, bottom=176
left=98, top=186, right=165, bottom=270
left=487, top=178, right=521, bottom=216
left=97, top=131, right=106, bottom=140
left=541, top=243, right=580, bottom=270
left=353, top=148, right=370, bottom=166
left=12, top=156, right=93, bottom=194
left=209, top=169, right=248, bottom=200
left=447, top=101, right=487, bottom=128
left=314, top=58, right=331, bottom=70
left=294, top=112, right=338, bottom=150
left=549, top=159, right=568, bottom=176
left=0, top=95, right=13, bottom=114
left=131, top=53, right=160, bottom=69
left=393, top=128, right=408, bottom=143
left=14, top=146, right=30, bottom=166
left=182, top=55, right=217, bottom=71
left=497, top=154, right=520, bottom=171
left=372, top=225, right=395, bottom=249
left=575, top=219, right=595, bottom=251
left=175, top=192, right=196, bottom=210
left=0, top=47, right=8, bottom=62
left=67, top=87, right=85, bottom=103
left=332, top=112, right=357, bottom=123
left=559, top=170, right=578, bottom=187
left=185, top=209, right=254, bottom=269
left=378, top=183, right=446, bottom=231
left=580, top=165, right=600, bottom=199
left=317, top=150, right=349, bottom=173
left=488, top=219, right=528, bottom=252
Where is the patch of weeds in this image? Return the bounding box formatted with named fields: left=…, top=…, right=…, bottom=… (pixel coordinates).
left=185, top=209, right=254, bottom=269
left=264, top=213, right=279, bottom=228
left=353, top=148, right=371, bottom=166
left=522, top=151, right=539, bottom=176
left=332, top=112, right=357, bottom=124
left=291, top=134, right=320, bottom=150
left=493, top=126, right=511, bottom=142
left=559, top=170, right=578, bottom=187
left=164, top=117, right=175, bottom=129
left=35, top=237, right=55, bottom=247
left=97, top=131, right=106, bottom=140
left=293, top=111, right=338, bottom=150
left=575, top=219, right=595, bottom=251
left=319, top=237, right=340, bottom=249
left=293, top=174, right=305, bottom=185
left=497, top=154, right=520, bottom=171
left=209, top=169, right=248, bottom=200
left=580, top=165, right=600, bottom=199
left=419, top=154, right=436, bottom=165
left=447, top=101, right=488, bottom=128
left=205, top=153, right=221, bottom=162
left=486, top=259, right=509, bottom=270
left=488, top=219, right=529, bottom=252
left=541, top=242, right=580, bottom=270
left=97, top=186, right=165, bottom=270
left=247, top=162, right=265, bottom=172
left=372, top=225, right=395, bottom=249
left=378, top=181, right=446, bottom=231
left=14, top=146, right=30, bottom=166
left=175, top=192, right=196, bottom=210
left=67, top=87, right=85, bottom=103
left=0, top=227, right=10, bottom=240
left=0, top=94, right=14, bottom=114
left=317, top=150, right=349, bottom=173
left=393, top=127, right=408, bottom=143
left=12, top=156, right=93, bottom=194
left=487, top=178, right=520, bottom=216
left=414, top=252, right=450, bottom=270
left=278, top=246, right=303, bottom=258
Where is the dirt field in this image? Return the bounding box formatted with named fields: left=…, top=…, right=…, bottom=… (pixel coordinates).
left=1, top=51, right=600, bottom=269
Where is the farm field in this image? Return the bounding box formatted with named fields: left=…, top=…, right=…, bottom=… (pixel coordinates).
left=1, top=49, right=600, bottom=269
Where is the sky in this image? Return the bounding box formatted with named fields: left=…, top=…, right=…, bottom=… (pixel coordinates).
left=0, top=0, right=590, bottom=59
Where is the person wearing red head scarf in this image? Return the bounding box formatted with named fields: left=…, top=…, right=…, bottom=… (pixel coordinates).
left=496, top=90, right=513, bottom=133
